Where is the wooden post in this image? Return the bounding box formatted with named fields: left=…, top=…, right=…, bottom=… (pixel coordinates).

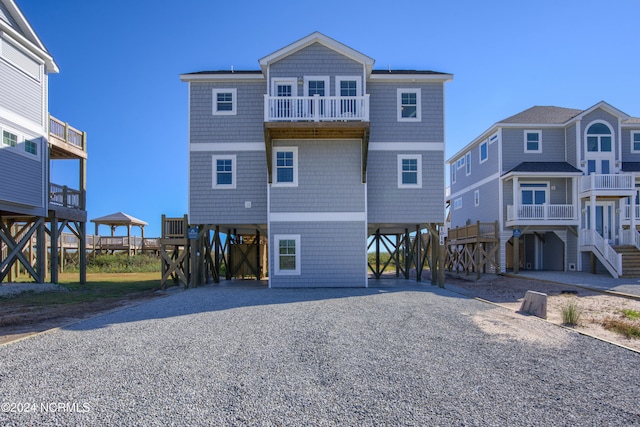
left=514, top=235, right=520, bottom=274
left=50, top=216, right=59, bottom=284
left=256, top=229, right=261, bottom=280
left=395, top=234, right=400, bottom=277
left=215, top=226, right=221, bottom=283
left=36, top=218, right=46, bottom=283
left=404, top=228, right=410, bottom=279
left=431, top=228, right=438, bottom=286
left=375, top=228, right=381, bottom=279
left=189, top=230, right=197, bottom=289
left=415, top=225, right=422, bottom=282
left=79, top=221, right=86, bottom=284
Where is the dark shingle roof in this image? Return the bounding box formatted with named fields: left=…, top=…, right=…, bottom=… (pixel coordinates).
left=622, top=162, right=640, bottom=172
left=506, top=162, right=582, bottom=174
left=500, top=106, right=583, bottom=124
left=371, top=69, right=450, bottom=75
left=182, top=70, right=262, bottom=75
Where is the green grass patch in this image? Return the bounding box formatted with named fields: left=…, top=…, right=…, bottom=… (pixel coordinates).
left=2, top=272, right=160, bottom=306
left=561, top=300, right=583, bottom=326
left=621, top=308, right=640, bottom=321
left=64, top=254, right=161, bottom=274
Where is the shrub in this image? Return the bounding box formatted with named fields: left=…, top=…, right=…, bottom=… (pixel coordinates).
left=602, top=317, right=640, bottom=339
left=621, top=309, right=640, bottom=321
left=561, top=300, right=582, bottom=326
left=66, top=254, right=161, bottom=273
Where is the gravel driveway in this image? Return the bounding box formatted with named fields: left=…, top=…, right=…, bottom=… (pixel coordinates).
left=0, top=282, right=639, bottom=426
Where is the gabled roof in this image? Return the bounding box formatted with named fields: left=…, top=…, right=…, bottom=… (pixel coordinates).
left=91, top=212, right=148, bottom=226
left=258, top=32, right=375, bottom=75
left=0, top=0, right=58, bottom=73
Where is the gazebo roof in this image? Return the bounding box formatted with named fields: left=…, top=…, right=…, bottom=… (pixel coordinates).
left=90, top=212, right=148, bottom=226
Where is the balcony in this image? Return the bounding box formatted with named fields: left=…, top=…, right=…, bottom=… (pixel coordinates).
left=49, top=115, right=87, bottom=160
left=580, top=174, right=634, bottom=198
left=506, top=204, right=578, bottom=226
left=264, top=95, right=369, bottom=122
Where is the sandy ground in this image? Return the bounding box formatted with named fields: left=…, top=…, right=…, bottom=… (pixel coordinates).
left=445, top=274, right=640, bottom=352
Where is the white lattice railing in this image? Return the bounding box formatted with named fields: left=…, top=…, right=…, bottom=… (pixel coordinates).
left=580, top=229, right=622, bottom=278
left=507, top=204, right=575, bottom=221
left=264, top=95, right=369, bottom=121
left=580, top=174, right=634, bottom=193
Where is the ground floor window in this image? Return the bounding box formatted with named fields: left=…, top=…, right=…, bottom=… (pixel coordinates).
left=274, top=234, right=301, bottom=275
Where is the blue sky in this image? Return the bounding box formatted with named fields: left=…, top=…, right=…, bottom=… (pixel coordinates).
left=18, top=0, right=640, bottom=237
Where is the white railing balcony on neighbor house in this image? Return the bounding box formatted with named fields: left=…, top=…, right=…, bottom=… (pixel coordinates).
left=580, top=174, right=634, bottom=194
left=507, top=204, right=576, bottom=222
left=623, top=205, right=640, bottom=222
left=264, top=95, right=370, bottom=122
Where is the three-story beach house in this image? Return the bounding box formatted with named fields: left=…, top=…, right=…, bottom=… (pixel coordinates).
left=0, top=0, right=87, bottom=283
left=181, top=32, right=452, bottom=287
left=447, top=102, right=640, bottom=278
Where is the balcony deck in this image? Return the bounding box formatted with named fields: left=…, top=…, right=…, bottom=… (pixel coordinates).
left=264, top=95, right=369, bottom=122
left=506, top=204, right=578, bottom=227
left=49, top=115, right=87, bottom=160
left=579, top=174, right=635, bottom=198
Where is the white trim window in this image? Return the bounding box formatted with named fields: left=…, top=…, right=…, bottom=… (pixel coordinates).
left=520, top=182, right=549, bottom=205
left=453, top=197, right=462, bottom=210
left=451, top=163, right=457, bottom=184
left=336, top=76, right=361, bottom=117
left=631, top=131, right=640, bottom=153
left=456, top=156, right=465, bottom=170
left=24, top=139, right=37, bottom=155
left=397, top=88, right=421, bottom=122
left=479, top=140, right=488, bottom=163
left=525, top=130, right=542, bottom=153
left=398, top=154, right=422, bottom=188
left=212, top=155, right=236, bottom=189
left=474, top=190, right=480, bottom=207
left=465, top=152, right=471, bottom=176
left=2, top=129, right=17, bottom=147
left=273, top=147, right=298, bottom=187
left=275, top=235, right=301, bottom=275
left=212, top=89, right=237, bottom=115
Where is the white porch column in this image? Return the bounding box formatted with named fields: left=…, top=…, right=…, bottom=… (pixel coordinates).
left=590, top=194, right=596, bottom=232
left=631, top=191, right=637, bottom=233
left=572, top=177, right=578, bottom=220
left=513, top=177, right=519, bottom=219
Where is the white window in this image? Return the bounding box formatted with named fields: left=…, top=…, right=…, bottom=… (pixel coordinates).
left=586, top=122, right=613, bottom=152
left=274, top=235, right=301, bottom=275
left=2, top=130, right=17, bottom=147
left=631, top=131, right=640, bottom=153
left=273, top=147, right=298, bottom=187
left=456, top=156, right=465, bottom=170
left=525, top=130, right=542, bottom=153
left=451, top=164, right=457, bottom=184
left=398, top=155, right=422, bottom=188
left=336, top=76, right=361, bottom=117
left=474, top=190, right=480, bottom=207
left=212, top=89, right=237, bottom=115
left=520, top=182, right=548, bottom=205
left=465, top=152, right=471, bottom=176
left=397, top=89, right=421, bottom=122
left=479, top=141, right=488, bottom=163
left=453, top=197, right=462, bottom=210
left=212, top=155, right=236, bottom=189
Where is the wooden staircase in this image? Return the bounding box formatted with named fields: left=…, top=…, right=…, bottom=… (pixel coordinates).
left=612, top=245, right=640, bottom=278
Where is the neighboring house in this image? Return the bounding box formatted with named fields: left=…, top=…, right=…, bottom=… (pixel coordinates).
left=181, top=32, right=452, bottom=287
left=0, top=0, right=87, bottom=283
left=447, top=101, right=640, bottom=278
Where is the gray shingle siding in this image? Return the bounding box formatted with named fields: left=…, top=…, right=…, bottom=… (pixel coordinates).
left=270, top=43, right=363, bottom=92
left=189, top=150, right=267, bottom=225
left=450, top=179, right=499, bottom=229
left=189, top=81, right=265, bottom=143
left=0, top=59, right=43, bottom=125
left=368, top=82, right=444, bottom=142
left=501, top=128, right=566, bottom=173
left=0, top=145, right=44, bottom=208
left=270, top=139, right=364, bottom=213
left=269, top=221, right=366, bottom=287
left=621, top=126, right=640, bottom=161
left=367, top=149, right=444, bottom=224
left=566, top=123, right=577, bottom=167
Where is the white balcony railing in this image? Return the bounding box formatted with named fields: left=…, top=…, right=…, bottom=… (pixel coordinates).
left=264, top=95, right=370, bottom=122
left=507, top=204, right=576, bottom=222
left=580, top=174, right=634, bottom=193
left=623, top=205, right=640, bottom=221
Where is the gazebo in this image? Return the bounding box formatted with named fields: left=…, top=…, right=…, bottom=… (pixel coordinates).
left=91, top=212, right=149, bottom=255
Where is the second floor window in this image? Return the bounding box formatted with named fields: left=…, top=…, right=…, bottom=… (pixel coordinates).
left=586, top=123, right=612, bottom=152
left=397, top=89, right=421, bottom=122
left=525, top=130, right=542, bottom=153
left=480, top=141, right=488, bottom=163
left=632, top=131, right=640, bottom=153
left=3, top=130, right=17, bottom=147
left=212, top=155, right=236, bottom=189
left=273, top=147, right=298, bottom=187
left=212, top=89, right=237, bottom=115
left=398, top=155, right=422, bottom=188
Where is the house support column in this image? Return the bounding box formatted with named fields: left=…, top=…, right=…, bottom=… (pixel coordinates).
left=50, top=215, right=59, bottom=284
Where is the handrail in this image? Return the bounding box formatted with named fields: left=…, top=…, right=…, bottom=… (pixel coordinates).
left=580, top=174, right=634, bottom=193
left=507, top=204, right=575, bottom=221
left=621, top=229, right=640, bottom=251
left=446, top=221, right=498, bottom=242
left=49, top=115, right=85, bottom=149
left=49, top=182, right=82, bottom=209
left=580, top=229, right=622, bottom=278
left=264, top=94, right=370, bottom=122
